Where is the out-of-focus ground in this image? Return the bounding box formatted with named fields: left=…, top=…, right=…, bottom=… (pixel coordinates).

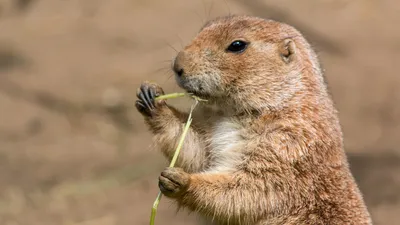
left=0, top=0, right=399, bottom=224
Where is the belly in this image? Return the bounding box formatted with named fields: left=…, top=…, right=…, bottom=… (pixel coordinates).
left=207, top=119, right=245, bottom=173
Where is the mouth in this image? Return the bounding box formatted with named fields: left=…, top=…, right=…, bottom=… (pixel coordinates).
left=187, top=90, right=211, bottom=100
left=182, top=86, right=211, bottom=100
left=175, top=76, right=208, bottom=98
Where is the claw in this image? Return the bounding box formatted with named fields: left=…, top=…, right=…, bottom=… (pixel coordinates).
left=135, top=100, right=150, bottom=116
left=136, top=87, right=142, bottom=99
left=135, top=82, right=166, bottom=117
left=135, top=100, right=145, bottom=110
left=158, top=167, right=189, bottom=198
left=159, top=176, right=177, bottom=193
left=150, top=87, right=156, bottom=100
left=143, top=86, right=155, bottom=109
left=138, top=92, right=151, bottom=110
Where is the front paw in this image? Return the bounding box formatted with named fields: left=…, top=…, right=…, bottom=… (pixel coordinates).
left=159, top=167, right=190, bottom=198
left=135, top=81, right=166, bottom=117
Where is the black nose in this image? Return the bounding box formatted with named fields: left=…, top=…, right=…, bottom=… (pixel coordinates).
left=173, top=61, right=184, bottom=77
left=175, top=68, right=184, bottom=77
left=173, top=51, right=185, bottom=77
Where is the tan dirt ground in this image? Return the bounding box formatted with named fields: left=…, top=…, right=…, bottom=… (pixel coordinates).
left=0, top=0, right=399, bottom=224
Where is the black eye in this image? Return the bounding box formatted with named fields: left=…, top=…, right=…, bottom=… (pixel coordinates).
left=227, top=40, right=248, bottom=53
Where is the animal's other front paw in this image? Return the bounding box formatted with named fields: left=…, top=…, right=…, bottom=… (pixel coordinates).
left=159, top=167, right=190, bottom=198
left=135, top=81, right=166, bottom=117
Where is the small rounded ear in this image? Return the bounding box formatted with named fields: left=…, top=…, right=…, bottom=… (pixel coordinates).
left=279, top=39, right=296, bottom=63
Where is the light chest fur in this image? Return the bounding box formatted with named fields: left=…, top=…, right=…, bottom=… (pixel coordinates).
left=207, top=119, right=247, bottom=173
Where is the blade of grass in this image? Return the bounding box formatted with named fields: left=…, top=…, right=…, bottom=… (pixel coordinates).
left=154, top=93, right=186, bottom=101
left=149, top=95, right=199, bottom=225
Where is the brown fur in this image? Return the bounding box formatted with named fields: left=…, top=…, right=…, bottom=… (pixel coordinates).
left=136, top=15, right=372, bottom=225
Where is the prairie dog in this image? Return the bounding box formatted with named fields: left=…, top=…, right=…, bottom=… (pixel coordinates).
left=136, top=15, right=372, bottom=225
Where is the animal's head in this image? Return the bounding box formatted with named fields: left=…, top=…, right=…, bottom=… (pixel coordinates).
left=173, top=15, right=325, bottom=113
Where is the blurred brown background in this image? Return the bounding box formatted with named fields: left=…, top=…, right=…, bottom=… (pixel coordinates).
left=0, top=0, right=399, bottom=224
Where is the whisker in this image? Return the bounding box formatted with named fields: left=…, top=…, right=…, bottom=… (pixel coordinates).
left=158, top=59, right=173, bottom=64
left=149, top=66, right=171, bottom=76
left=191, top=9, right=205, bottom=25
left=223, top=0, right=231, bottom=16
left=201, top=0, right=208, bottom=21
left=161, top=71, right=176, bottom=85
left=176, top=34, right=185, bottom=49
left=207, top=0, right=215, bottom=21
left=163, top=41, right=178, bottom=53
